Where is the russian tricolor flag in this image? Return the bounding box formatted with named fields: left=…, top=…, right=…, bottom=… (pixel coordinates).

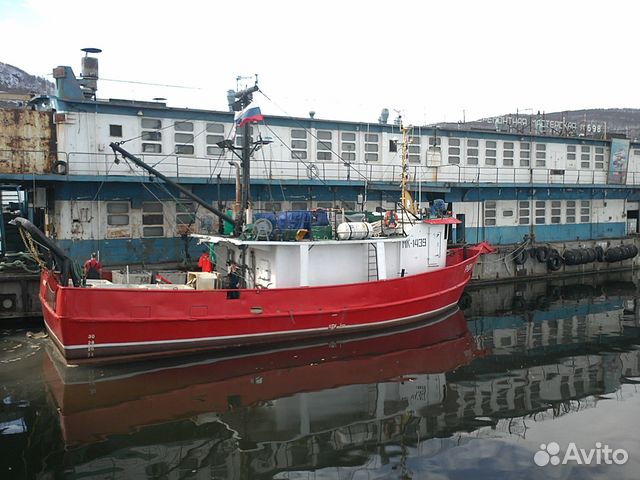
left=235, top=103, right=264, bottom=128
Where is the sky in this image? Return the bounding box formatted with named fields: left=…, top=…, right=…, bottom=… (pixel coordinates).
left=0, top=0, right=638, bottom=125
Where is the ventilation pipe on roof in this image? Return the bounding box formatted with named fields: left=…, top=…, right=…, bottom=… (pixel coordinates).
left=79, top=48, right=101, bottom=100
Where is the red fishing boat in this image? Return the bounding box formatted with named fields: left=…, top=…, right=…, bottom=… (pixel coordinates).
left=14, top=88, right=492, bottom=364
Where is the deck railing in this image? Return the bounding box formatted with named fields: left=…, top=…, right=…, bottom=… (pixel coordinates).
left=1, top=149, right=638, bottom=187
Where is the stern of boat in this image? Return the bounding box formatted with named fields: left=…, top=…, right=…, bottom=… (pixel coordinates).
left=39, top=269, right=66, bottom=352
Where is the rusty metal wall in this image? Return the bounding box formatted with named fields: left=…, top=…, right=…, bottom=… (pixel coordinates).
left=0, top=108, right=55, bottom=173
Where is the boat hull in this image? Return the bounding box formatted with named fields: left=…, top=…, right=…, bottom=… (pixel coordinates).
left=40, top=246, right=484, bottom=363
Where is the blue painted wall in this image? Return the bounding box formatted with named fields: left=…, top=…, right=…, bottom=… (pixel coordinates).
left=464, top=222, right=626, bottom=245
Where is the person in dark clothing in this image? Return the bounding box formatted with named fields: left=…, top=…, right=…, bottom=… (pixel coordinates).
left=83, top=252, right=102, bottom=279
left=227, top=261, right=241, bottom=299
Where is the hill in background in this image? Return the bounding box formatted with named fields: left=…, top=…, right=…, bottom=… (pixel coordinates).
left=0, top=62, right=54, bottom=107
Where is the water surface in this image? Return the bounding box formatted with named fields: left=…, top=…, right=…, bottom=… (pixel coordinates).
left=1, top=274, right=639, bottom=479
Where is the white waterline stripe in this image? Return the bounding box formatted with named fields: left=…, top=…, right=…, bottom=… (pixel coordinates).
left=58, top=302, right=459, bottom=351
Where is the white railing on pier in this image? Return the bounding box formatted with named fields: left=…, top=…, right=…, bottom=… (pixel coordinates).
left=4, top=149, right=640, bottom=187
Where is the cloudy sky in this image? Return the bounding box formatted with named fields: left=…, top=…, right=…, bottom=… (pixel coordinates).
left=1, top=0, right=637, bottom=125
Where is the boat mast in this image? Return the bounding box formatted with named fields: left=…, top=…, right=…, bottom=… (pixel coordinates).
left=231, top=82, right=259, bottom=236
left=400, top=123, right=417, bottom=216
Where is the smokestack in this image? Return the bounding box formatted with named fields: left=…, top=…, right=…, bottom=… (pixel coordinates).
left=79, top=47, right=101, bottom=100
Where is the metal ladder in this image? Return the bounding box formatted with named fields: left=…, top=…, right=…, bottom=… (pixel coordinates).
left=367, top=243, right=378, bottom=281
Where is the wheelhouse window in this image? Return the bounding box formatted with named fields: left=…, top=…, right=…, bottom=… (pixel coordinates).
left=141, top=118, right=162, bottom=153
left=567, top=144, right=577, bottom=161
left=142, top=202, right=164, bottom=237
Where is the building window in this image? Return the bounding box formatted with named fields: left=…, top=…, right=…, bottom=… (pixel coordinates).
left=206, top=123, right=225, bottom=156
left=341, top=131, right=356, bottom=162
left=484, top=201, right=496, bottom=226
left=408, top=135, right=421, bottom=163
left=485, top=141, right=497, bottom=166
left=595, top=147, right=605, bottom=169
left=580, top=200, right=590, bottom=223
left=236, top=126, right=253, bottom=147
left=503, top=142, right=514, bottom=167
left=141, top=118, right=162, bottom=153
left=107, top=202, right=129, bottom=226
left=317, top=131, right=333, bottom=161
left=580, top=145, right=591, bottom=169
left=551, top=200, right=561, bottom=224
left=142, top=202, right=164, bottom=237
left=467, top=139, right=478, bottom=165
left=535, top=144, right=546, bottom=167
left=176, top=201, right=196, bottom=234
left=109, top=124, right=123, bottom=137
left=520, top=142, right=530, bottom=167
left=518, top=201, right=530, bottom=225
left=535, top=200, right=546, bottom=224
left=448, top=138, right=460, bottom=165
left=264, top=202, right=282, bottom=212
left=291, top=129, right=307, bottom=160
left=566, top=200, right=576, bottom=223
left=364, top=133, right=379, bottom=161
left=174, top=121, right=194, bottom=155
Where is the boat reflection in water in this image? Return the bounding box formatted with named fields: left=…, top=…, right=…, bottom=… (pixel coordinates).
left=41, top=275, right=640, bottom=479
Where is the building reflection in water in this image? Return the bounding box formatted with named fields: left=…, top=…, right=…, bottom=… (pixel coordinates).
left=5, top=274, right=640, bottom=479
